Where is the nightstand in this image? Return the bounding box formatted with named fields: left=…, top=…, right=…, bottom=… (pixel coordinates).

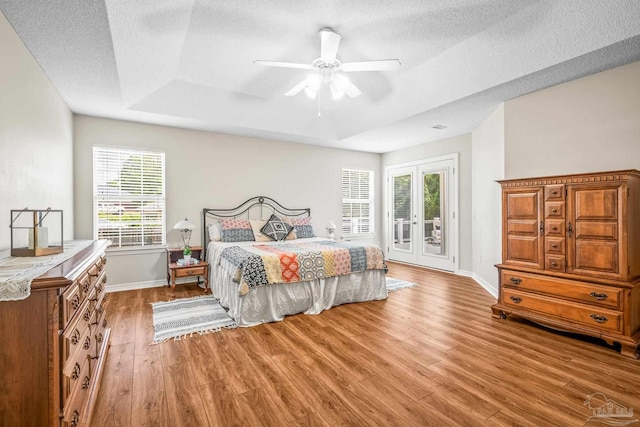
left=166, top=246, right=208, bottom=297
left=168, top=260, right=209, bottom=297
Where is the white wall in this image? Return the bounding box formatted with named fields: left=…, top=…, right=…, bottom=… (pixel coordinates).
left=73, top=115, right=381, bottom=288
left=505, top=60, right=640, bottom=178
left=471, top=105, right=505, bottom=297
left=0, top=11, right=73, bottom=251
left=381, top=134, right=472, bottom=272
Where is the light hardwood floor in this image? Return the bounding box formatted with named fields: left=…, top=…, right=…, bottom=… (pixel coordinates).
left=92, top=261, right=640, bottom=426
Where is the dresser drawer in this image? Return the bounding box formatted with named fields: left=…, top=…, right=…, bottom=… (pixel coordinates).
left=545, top=185, right=565, bottom=200
left=500, top=270, right=622, bottom=309
left=545, top=202, right=565, bottom=218
left=175, top=265, right=207, bottom=278
left=502, top=288, right=622, bottom=333
left=545, top=254, right=565, bottom=272
left=62, top=347, right=91, bottom=406
left=545, top=219, right=565, bottom=236
left=62, top=283, right=83, bottom=326
left=545, top=237, right=565, bottom=254
left=61, top=355, right=91, bottom=427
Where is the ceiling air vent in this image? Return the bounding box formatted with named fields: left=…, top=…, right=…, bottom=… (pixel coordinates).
left=431, top=124, right=447, bottom=130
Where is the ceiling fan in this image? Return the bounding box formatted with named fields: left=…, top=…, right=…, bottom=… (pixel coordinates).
left=254, top=27, right=401, bottom=100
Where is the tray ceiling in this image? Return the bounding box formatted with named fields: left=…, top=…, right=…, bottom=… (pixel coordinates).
left=1, top=1, right=639, bottom=153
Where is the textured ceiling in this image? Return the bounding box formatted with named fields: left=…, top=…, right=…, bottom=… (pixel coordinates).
left=1, top=1, right=639, bottom=153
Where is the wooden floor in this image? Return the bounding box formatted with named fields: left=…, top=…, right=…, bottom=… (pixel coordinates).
left=93, top=262, right=640, bottom=426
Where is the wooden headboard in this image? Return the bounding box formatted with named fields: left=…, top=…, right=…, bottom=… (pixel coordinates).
left=202, top=196, right=311, bottom=254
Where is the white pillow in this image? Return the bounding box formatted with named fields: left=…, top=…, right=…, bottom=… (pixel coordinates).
left=208, top=221, right=222, bottom=241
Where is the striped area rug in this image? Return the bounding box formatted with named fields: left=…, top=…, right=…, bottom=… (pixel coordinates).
left=151, top=295, right=236, bottom=344
left=386, top=277, right=418, bottom=292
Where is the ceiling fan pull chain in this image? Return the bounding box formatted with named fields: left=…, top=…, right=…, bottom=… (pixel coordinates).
left=317, top=93, right=322, bottom=118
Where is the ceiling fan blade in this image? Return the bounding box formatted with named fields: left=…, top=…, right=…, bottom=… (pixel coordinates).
left=254, top=60, right=313, bottom=70
left=320, top=28, right=341, bottom=62
left=284, top=77, right=312, bottom=96
left=340, top=59, right=402, bottom=72
left=344, top=80, right=362, bottom=98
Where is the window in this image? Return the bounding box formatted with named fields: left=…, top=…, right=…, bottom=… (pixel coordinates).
left=342, top=169, right=374, bottom=236
left=93, top=147, right=166, bottom=248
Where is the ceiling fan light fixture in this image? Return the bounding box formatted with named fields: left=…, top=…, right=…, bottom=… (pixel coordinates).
left=330, top=82, right=344, bottom=100
left=304, top=74, right=322, bottom=99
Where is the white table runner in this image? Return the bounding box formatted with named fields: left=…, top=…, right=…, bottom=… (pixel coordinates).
left=0, top=240, right=94, bottom=301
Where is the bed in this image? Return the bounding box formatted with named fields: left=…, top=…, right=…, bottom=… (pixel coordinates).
left=202, top=196, right=388, bottom=327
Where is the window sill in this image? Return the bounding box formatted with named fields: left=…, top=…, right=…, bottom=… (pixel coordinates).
left=342, top=234, right=376, bottom=241
left=106, top=245, right=167, bottom=256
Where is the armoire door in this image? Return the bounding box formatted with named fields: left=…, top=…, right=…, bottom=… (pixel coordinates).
left=502, top=187, right=544, bottom=269
left=566, top=183, right=624, bottom=279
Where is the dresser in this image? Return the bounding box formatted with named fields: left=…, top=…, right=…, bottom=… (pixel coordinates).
left=492, top=170, right=640, bottom=358
left=0, top=240, right=111, bottom=426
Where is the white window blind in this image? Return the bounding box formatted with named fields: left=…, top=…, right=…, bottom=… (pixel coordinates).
left=342, top=169, right=374, bottom=235
left=93, top=147, right=166, bottom=248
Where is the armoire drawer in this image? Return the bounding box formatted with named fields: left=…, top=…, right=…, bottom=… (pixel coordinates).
left=502, top=288, right=622, bottom=333
left=501, top=270, right=622, bottom=309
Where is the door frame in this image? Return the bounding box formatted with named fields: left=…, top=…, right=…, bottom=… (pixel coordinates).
left=384, top=153, right=459, bottom=272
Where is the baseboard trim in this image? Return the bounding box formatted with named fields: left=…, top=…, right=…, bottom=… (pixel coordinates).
left=106, top=277, right=205, bottom=293
left=107, top=279, right=167, bottom=293
left=463, top=271, right=498, bottom=299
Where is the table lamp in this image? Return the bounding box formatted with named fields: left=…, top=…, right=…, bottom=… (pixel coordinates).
left=326, top=220, right=337, bottom=240
left=174, top=218, right=197, bottom=250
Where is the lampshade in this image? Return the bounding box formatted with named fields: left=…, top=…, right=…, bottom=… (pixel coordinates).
left=326, top=221, right=337, bottom=231
left=174, top=218, right=196, bottom=231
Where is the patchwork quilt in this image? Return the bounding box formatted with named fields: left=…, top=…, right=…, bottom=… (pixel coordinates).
left=220, top=240, right=386, bottom=295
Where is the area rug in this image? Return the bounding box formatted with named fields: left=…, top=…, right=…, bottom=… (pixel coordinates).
left=386, top=277, right=418, bottom=292
left=151, top=295, right=236, bottom=344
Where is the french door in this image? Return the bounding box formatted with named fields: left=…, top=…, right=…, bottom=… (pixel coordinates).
left=386, top=154, right=458, bottom=272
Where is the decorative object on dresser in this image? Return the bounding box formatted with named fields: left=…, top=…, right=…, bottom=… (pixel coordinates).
left=491, top=170, right=640, bottom=359
left=9, top=207, right=64, bottom=257
left=0, top=240, right=111, bottom=426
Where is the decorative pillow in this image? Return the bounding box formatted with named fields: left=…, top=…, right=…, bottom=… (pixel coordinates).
left=208, top=221, right=221, bottom=241
left=289, top=216, right=316, bottom=238
left=219, top=218, right=255, bottom=242
left=260, top=214, right=294, bottom=241
left=249, top=219, right=272, bottom=242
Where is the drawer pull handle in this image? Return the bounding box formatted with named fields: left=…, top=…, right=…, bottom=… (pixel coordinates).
left=509, top=296, right=522, bottom=304
left=551, top=244, right=558, bottom=249
left=552, top=190, right=558, bottom=195
left=84, top=336, right=91, bottom=350
left=71, top=329, right=81, bottom=345
left=96, top=333, right=104, bottom=344
left=551, top=261, right=558, bottom=267
left=70, top=295, right=81, bottom=310
left=589, top=291, right=608, bottom=301
left=590, top=314, right=608, bottom=323
left=509, top=277, right=522, bottom=285
left=568, top=222, right=573, bottom=238
left=102, top=319, right=108, bottom=328
left=101, top=275, right=107, bottom=284
left=82, top=375, right=91, bottom=390
left=71, top=362, right=81, bottom=380
left=71, top=410, right=80, bottom=427
left=83, top=308, right=91, bottom=322
left=551, top=208, right=558, bottom=213
left=552, top=226, right=558, bottom=231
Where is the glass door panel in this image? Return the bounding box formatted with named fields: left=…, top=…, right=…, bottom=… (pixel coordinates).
left=422, top=170, right=445, bottom=257
left=387, top=167, right=417, bottom=263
